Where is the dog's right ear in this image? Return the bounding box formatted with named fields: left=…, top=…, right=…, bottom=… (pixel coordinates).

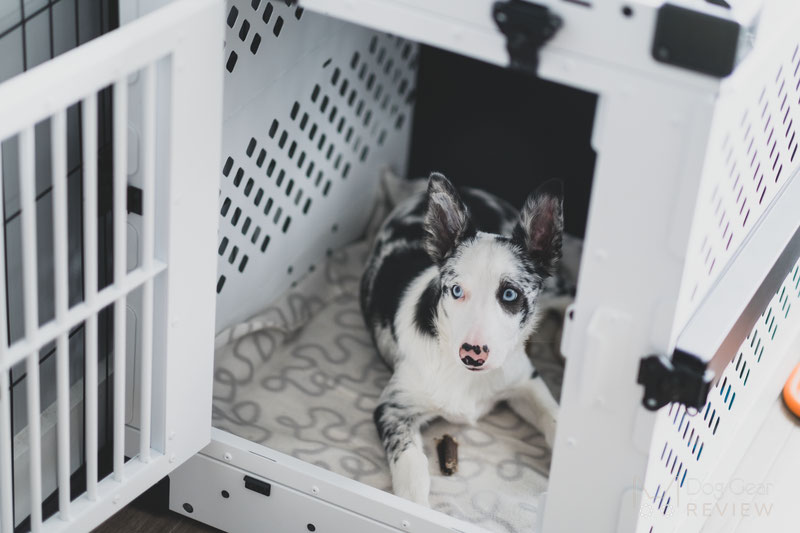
left=423, top=173, right=472, bottom=264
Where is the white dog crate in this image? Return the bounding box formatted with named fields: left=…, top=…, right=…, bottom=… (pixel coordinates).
left=1, top=0, right=799, bottom=532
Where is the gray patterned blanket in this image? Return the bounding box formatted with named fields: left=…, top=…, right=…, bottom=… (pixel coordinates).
left=211, top=177, right=575, bottom=533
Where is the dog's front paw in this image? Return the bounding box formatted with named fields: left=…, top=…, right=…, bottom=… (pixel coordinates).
left=390, top=448, right=431, bottom=506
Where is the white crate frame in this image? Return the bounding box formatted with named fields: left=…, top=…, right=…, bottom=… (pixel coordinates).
left=0, top=0, right=224, bottom=531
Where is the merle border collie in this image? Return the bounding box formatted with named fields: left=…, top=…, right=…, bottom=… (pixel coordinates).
left=360, top=173, right=564, bottom=505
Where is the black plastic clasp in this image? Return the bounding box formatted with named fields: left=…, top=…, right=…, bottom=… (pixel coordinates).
left=637, top=352, right=712, bottom=411
left=243, top=475, right=271, bottom=497
left=127, top=185, right=143, bottom=215
left=492, top=0, right=562, bottom=75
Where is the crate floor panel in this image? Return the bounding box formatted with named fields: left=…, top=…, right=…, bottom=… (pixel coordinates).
left=211, top=182, right=574, bottom=533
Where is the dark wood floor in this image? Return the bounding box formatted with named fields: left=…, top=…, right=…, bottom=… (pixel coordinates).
left=92, top=478, right=222, bottom=533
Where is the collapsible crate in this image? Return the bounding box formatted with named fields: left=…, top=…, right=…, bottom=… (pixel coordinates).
left=0, top=0, right=799, bottom=532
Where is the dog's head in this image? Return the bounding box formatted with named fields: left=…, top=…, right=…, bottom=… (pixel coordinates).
left=423, top=173, right=563, bottom=372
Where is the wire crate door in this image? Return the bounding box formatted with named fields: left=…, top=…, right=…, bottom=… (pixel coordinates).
left=0, top=1, right=224, bottom=531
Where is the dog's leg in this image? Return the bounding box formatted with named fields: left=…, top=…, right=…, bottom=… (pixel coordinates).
left=508, top=373, right=559, bottom=448
left=373, top=397, right=431, bottom=505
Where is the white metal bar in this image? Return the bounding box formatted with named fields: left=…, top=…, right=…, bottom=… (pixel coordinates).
left=113, top=78, right=128, bottom=481
left=26, top=354, right=42, bottom=532
left=0, top=143, right=12, bottom=533
left=19, top=126, right=42, bottom=531
left=139, top=64, right=156, bottom=463
left=82, top=93, right=99, bottom=501
left=51, top=109, right=72, bottom=520
left=3, top=264, right=165, bottom=372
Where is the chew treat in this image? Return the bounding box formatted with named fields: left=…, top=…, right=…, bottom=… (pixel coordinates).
left=435, top=434, right=459, bottom=476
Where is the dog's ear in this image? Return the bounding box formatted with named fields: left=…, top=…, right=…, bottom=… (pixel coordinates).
left=423, top=172, right=472, bottom=263
left=513, top=180, right=563, bottom=277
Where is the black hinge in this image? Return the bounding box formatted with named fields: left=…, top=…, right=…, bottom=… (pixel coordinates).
left=637, top=352, right=712, bottom=411
left=492, top=0, right=562, bottom=75
left=243, top=475, right=271, bottom=497
left=127, top=185, right=143, bottom=215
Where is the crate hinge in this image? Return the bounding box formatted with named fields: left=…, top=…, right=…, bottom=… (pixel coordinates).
left=492, top=0, right=562, bottom=75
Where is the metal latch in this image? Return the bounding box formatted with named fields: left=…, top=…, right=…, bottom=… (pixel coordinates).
left=637, top=352, right=712, bottom=411
left=492, top=0, right=562, bottom=74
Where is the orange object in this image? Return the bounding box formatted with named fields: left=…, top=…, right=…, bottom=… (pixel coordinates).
left=783, top=362, right=800, bottom=419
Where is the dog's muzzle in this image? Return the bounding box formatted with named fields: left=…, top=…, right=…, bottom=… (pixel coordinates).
left=460, top=343, right=489, bottom=370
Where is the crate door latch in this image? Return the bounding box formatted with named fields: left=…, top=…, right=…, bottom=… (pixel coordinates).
left=492, top=0, right=562, bottom=75
left=637, top=353, right=712, bottom=411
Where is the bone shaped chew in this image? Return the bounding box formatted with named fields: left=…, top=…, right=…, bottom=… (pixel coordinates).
left=435, top=434, right=459, bottom=476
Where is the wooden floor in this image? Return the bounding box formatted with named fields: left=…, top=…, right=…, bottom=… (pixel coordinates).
left=92, top=479, right=221, bottom=533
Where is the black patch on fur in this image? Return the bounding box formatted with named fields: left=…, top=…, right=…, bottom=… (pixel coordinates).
left=367, top=247, right=432, bottom=330
left=531, top=369, right=540, bottom=379
left=414, top=279, right=441, bottom=337
left=384, top=220, right=426, bottom=243
left=497, top=281, right=527, bottom=318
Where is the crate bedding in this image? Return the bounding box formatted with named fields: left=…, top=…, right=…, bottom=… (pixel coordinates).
left=211, top=174, right=581, bottom=533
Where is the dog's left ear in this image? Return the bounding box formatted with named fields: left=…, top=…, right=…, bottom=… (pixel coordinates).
left=423, top=172, right=472, bottom=263
left=513, top=180, right=564, bottom=277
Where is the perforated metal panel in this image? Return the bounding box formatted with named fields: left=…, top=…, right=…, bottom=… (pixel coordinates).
left=215, top=0, right=416, bottom=331
left=675, top=34, right=800, bottom=330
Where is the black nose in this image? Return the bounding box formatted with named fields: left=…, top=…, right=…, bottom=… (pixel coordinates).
left=461, top=355, right=484, bottom=367
left=461, top=343, right=485, bottom=355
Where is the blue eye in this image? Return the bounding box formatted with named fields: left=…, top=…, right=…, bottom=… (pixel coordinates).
left=502, top=288, right=518, bottom=302
left=451, top=285, right=463, bottom=299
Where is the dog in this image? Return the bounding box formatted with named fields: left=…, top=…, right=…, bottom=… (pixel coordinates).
left=359, top=172, right=565, bottom=505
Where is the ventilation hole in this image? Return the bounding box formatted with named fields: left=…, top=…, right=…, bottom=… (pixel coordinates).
left=331, top=67, right=341, bottom=85
left=358, top=64, right=367, bottom=80
left=323, top=58, right=331, bottom=68
left=402, top=43, right=411, bottom=59
left=251, top=0, right=261, bottom=9
left=261, top=235, right=270, bottom=252
left=326, top=144, right=334, bottom=160
left=332, top=223, right=338, bottom=232
left=227, top=6, right=239, bottom=27
left=323, top=180, right=331, bottom=196
left=239, top=255, right=249, bottom=273
left=282, top=216, right=292, bottom=233
left=350, top=52, right=360, bottom=69
left=288, top=141, right=297, bottom=158
left=375, top=84, right=383, bottom=100
left=218, top=237, right=229, bottom=255
left=274, top=206, right=283, bottom=224
left=309, top=264, right=315, bottom=272
left=295, top=190, right=302, bottom=205
left=262, top=2, right=273, bottom=23
left=279, top=131, right=288, bottom=148
left=228, top=246, right=239, bottom=264
left=254, top=188, right=264, bottom=206
left=251, top=226, right=261, bottom=244
left=348, top=90, right=357, bottom=106
left=311, top=84, right=321, bottom=102
left=269, top=119, right=279, bottom=138
left=364, top=110, right=372, bottom=126
left=309, top=124, right=318, bottom=140
left=250, top=33, right=262, bottom=54
left=303, top=198, right=311, bottom=214
left=295, top=7, right=303, bottom=19
left=340, top=79, right=349, bottom=97
left=264, top=197, right=273, bottom=216
left=318, top=134, right=327, bottom=150
left=223, top=157, right=234, bottom=176
left=277, top=169, right=285, bottom=187
left=342, top=163, right=350, bottom=178
left=360, top=146, right=369, bottom=162
left=300, top=113, right=309, bottom=130
left=337, top=118, right=345, bottom=133
left=273, top=16, right=283, bottom=37
left=288, top=265, right=293, bottom=274
left=384, top=59, right=394, bottom=75
left=244, top=178, right=254, bottom=196
left=334, top=154, right=341, bottom=170
left=246, top=138, right=257, bottom=157
left=356, top=100, right=364, bottom=116
left=396, top=114, right=405, bottom=129
left=267, top=159, right=276, bottom=177
left=306, top=161, right=315, bottom=178
left=239, top=20, right=251, bottom=41
left=216, top=276, right=226, bottom=293
left=291, top=101, right=300, bottom=119
left=399, top=79, right=408, bottom=94
left=242, top=217, right=251, bottom=234
left=321, top=95, right=329, bottom=112
left=316, top=171, right=323, bottom=186
left=378, top=130, right=386, bottom=145
left=297, top=151, right=306, bottom=168
left=233, top=168, right=244, bottom=187
left=366, top=74, right=375, bottom=90
left=345, top=127, right=353, bottom=143
left=231, top=208, right=242, bottom=226
left=286, top=179, right=294, bottom=196
left=226, top=51, right=238, bottom=73
left=221, top=198, right=232, bottom=216
left=369, top=36, right=377, bottom=53
left=377, top=47, right=385, bottom=63
left=256, top=149, right=266, bottom=167
left=329, top=106, right=337, bottom=123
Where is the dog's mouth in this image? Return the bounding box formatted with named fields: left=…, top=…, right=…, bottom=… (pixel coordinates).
left=461, top=355, right=486, bottom=371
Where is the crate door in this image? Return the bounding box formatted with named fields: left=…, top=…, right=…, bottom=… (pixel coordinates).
left=0, top=1, right=224, bottom=531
